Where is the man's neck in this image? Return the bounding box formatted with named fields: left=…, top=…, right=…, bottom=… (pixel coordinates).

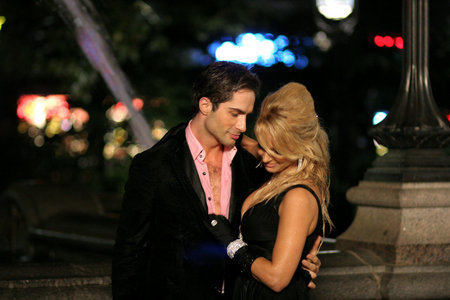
left=190, top=115, right=224, bottom=157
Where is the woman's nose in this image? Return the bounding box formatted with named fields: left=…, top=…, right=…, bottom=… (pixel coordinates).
left=261, top=151, right=271, bottom=162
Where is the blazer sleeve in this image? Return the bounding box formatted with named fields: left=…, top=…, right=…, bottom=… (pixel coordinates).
left=111, top=153, right=156, bottom=299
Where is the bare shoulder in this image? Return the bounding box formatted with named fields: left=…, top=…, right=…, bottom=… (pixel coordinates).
left=279, top=187, right=319, bottom=216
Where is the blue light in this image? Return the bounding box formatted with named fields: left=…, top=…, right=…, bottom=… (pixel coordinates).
left=274, top=35, right=289, bottom=49
left=373, top=111, right=388, bottom=125
left=295, top=55, right=309, bottom=69
left=206, top=32, right=311, bottom=69
left=302, top=36, right=314, bottom=48
left=254, top=33, right=265, bottom=42
left=281, top=50, right=295, bottom=67
left=207, top=42, right=221, bottom=56
left=189, top=49, right=212, bottom=66
left=264, top=33, right=274, bottom=39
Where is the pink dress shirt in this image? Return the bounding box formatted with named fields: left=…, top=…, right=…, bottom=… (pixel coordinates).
left=185, top=121, right=237, bottom=219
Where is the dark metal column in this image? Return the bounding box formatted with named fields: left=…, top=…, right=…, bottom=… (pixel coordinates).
left=369, top=0, right=450, bottom=149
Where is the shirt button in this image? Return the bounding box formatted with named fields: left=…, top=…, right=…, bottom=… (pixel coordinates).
left=208, top=197, right=211, bottom=201
left=202, top=172, right=206, bottom=175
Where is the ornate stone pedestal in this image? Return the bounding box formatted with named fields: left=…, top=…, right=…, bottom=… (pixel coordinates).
left=338, top=180, right=450, bottom=265
left=337, top=149, right=450, bottom=265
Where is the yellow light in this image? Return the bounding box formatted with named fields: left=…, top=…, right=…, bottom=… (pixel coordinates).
left=103, top=143, right=116, bottom=160
left=0, top=16, right=5, bottom=31
left=373, top=139, right=388, bottom=156
left=17, top=121, right=28, bottom=134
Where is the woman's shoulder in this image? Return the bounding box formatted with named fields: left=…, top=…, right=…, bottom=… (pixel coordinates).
left=277, top=184, right=320, bottom=214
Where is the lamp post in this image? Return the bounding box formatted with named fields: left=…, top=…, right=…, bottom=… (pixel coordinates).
left=337, top=0, right=450, bottom=267
left=369, top=0, right=450, bottom=149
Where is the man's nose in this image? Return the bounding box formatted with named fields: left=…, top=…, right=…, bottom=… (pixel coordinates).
left=236, top=116, right=246, bottom=132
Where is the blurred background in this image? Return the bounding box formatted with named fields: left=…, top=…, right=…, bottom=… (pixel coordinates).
left=0, top=0, right=449, bottom=262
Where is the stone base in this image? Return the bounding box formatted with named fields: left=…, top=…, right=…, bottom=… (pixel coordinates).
left=337, top=181, right=450, bottom=265
left=337, top=240, right=449, bottom=265
left=0, top=250, right=448, bottom=299
left=310, top=249, right=450, bottom=299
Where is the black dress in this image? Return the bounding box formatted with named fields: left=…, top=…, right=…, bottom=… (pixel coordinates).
left=233, top=184, right=322, bottom=300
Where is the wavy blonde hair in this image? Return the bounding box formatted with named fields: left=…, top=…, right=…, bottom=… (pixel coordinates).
left=253, top=82, right=333, bottom=233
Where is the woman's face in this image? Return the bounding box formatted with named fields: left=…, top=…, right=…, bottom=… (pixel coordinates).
left=257, top=138, right=294, bottom=174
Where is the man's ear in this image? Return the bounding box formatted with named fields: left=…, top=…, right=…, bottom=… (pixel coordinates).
left=199, top=97, right=213, bottom=115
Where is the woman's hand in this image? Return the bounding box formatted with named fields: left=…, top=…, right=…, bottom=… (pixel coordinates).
left=301, top=235, right=322, bottom=289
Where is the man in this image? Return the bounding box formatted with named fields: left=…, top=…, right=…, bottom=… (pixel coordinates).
left=112, top=61, right=321, bottom=299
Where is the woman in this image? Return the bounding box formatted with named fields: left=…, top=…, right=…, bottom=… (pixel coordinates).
left=207, top=82, right=332, bottom=299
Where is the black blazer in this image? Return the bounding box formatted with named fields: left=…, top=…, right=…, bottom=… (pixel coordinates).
left=112, top=123, right=266, bottom=299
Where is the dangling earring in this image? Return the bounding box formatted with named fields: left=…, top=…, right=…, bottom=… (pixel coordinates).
left=297, top=158, right=303, bottom=172
left=256, top=161, right=263, bottom=168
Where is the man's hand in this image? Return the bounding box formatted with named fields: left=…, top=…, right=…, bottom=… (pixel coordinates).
left=301, top=235, right=322, bottom=289
left=205, top=214, right=237, bottom=247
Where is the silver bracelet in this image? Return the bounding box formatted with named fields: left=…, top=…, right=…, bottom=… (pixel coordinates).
left=227, top=238, right=247, bottom=259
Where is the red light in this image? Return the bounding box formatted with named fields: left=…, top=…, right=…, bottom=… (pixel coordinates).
left=373, top=35, right=403, bottom=49
left=374, top=35, right=384, bottom=47
left=383, top=36, right=394, bottom=47
left=395, top=37, right=404, bottom=49
left=446, top=114, right=450, bottom=122
left=132, top=98, right=144, bottom=111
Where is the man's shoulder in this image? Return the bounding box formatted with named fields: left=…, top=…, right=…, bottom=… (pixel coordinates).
left=134, top=123, right=187, bottom=162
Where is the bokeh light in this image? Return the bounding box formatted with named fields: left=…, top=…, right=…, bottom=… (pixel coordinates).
left=105, top=98, right=144, bottom=124
left=373, top=35, right=403, bottom=49
left=0, top=16, right=5, bottom=31
left=316, top=0, right=355, bottom=21
left=210, top=32, right=310, bottom=69
left=16, top=94, right=90, bottom=152
left=372, top=111, right=388, bottom=125
left=374, top=139, right=388, bottom=156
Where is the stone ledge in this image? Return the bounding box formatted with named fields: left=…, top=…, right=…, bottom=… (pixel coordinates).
left=311, top=249, right=450, bottom=299
left=0, top=262, right=112, bottom=300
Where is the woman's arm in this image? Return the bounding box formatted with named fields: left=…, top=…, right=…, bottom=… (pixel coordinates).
left=241, top=135, right=261, bottom=159
left=249, top=188, right=319, bottom=292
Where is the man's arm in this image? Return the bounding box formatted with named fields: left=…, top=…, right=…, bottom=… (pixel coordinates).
left=112, top=154, right=155, bottom=298
left=301, top=235, right=322, bottom=289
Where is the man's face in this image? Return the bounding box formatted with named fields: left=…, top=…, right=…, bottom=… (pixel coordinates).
left=205, top=89, right=255, bottom=147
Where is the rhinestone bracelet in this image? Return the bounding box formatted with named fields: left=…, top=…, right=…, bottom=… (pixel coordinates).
left=227, top=238, right=247, bottom=259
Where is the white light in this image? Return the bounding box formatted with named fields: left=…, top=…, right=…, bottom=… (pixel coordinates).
left=215, top=42, right=237, bottom=61
left=316, top=0, right=354, bottom=20
left=260, top=39, right=276, bottom=59
left=313, top=31, right=332, bottom=51
left=373, top=111, right=388, bottom=125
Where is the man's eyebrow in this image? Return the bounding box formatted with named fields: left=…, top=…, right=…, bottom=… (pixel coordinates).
left=228, top=107, right=252, bottom=114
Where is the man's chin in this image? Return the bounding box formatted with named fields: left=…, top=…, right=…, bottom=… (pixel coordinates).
left=222, top=138, right=237, bottom=147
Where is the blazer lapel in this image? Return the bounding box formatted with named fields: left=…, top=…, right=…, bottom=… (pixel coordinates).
left=229, top=152, right=246, bottom=225
left=170, top=138, right=207, bottom=216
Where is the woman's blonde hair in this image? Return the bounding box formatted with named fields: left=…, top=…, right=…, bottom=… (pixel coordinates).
left=253, top=82, right=333, bottom=233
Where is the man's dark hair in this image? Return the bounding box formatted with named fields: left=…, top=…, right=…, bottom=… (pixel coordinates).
left=192, top=61, right=261, bottom=112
